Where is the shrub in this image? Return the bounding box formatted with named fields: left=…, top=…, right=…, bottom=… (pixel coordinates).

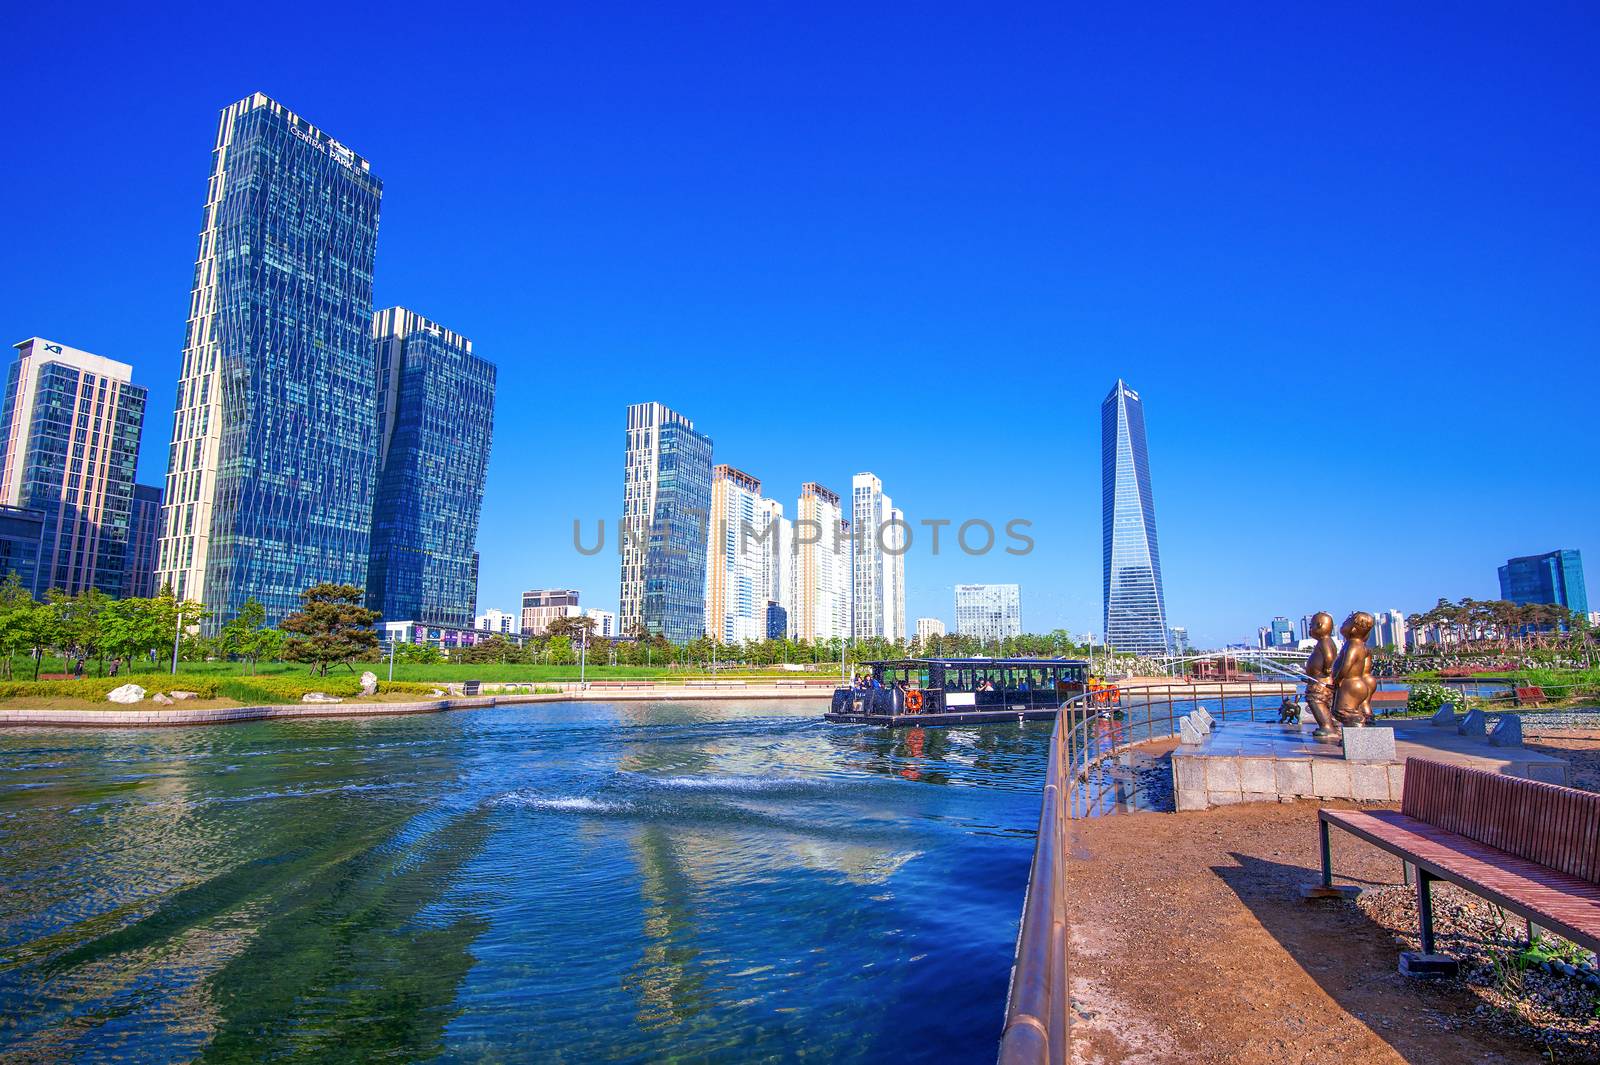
left=1406, top=682, right=1474, bottom=716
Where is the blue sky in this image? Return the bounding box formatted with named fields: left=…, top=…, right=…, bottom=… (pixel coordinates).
left=5, top=3, right=1596, bottom=647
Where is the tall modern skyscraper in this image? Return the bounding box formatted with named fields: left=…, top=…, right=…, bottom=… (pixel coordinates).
left=704, top=464, right=766, bottom=644
left=851, top=473, right=906, bottom=642
left=123, top=485, right=164, bottom=599
left=365, top=308, right=495, bottom=628
left=157, top=93, right=383, bottom=627
left=0, top=338, right=147, bottom=596
left=794, top=482, right=848, bottom=642
left=1499, top=550, right=1589, bottom=620
left=1101, top=379, right=1170, bottom=656
left=955, top=583, right=1021, bottom=642
left=619, top=402, right=713, bottom=642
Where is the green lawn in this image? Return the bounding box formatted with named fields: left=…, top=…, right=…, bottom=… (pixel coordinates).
left=6, top=656, right=830, bottom=685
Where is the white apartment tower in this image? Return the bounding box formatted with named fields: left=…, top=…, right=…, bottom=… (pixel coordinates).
left=955, top=583, right=1022, bottom=643
left=794, top=482, right=848, bottom=642
left=916, top=617, right=947, bottom=641
left=705, top=464, right=766, bottom=644
left=758, top=496, right=792, bottom=636
left=851, top=473, right=907, bottom=642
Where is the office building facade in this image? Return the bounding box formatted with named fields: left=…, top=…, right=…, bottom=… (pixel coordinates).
left=916, top=617, right=946, bottom=641
left=522, top=589, right=580, bottom=635
left=794, top=482, right=848, bottom=642
left=157, top=92, right=383, bottom=628
left=619, top=402, right=713, bottom=642
left=955, top=583, right=1021, bottom=643
left=0, top=505, right=45, bottom=596
left=0, top=338, right=147, bottom=596
left=366, top=308, right=495, bottom=629
left=1499, top=550, right=1589, bottom=620
left=1101, top=379, right=1170, bottom=656
left=123, top=484, right=164, bottom=599
left=705, top=464, right=766, bottom=644
left=851, top=472, right=906, bottom=642
left=583, top=608, right=617, bottom=639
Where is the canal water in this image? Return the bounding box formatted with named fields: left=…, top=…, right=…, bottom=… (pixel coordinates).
left=0, top=701, right=1049, bottom=1063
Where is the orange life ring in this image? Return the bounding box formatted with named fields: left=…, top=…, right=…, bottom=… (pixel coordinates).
left=904, top=689, right=924, bottom=713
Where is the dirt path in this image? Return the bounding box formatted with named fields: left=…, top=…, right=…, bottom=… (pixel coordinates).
left=1066, top=801, right=1548, bottom=1064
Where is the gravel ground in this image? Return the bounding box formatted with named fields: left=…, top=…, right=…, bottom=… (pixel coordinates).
left=1356, top=883, right=1600, bottom=1061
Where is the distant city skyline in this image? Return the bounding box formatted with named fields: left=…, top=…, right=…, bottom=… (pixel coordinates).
left=6, top=8, right=1596, bottom=645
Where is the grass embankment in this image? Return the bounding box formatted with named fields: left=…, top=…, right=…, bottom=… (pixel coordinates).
left=5, top=658, right=827, bottom=684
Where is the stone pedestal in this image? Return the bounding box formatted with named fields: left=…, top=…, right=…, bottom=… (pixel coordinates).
left=1458, top=709, right=1487, bottom=740
left=1342, top=727, right=1396, bottom=763
left=1430, top=703, right=1456, bottom=726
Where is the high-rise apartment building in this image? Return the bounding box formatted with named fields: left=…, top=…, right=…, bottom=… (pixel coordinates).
left=583, top=608, right=617, bottom=638
left=522, top=589, right=580, bottom=635
left=1168, top=625, right=1190, bottom=653
left=851, top=473, right=906, bottom=641
left=475, top=608, right=520, bottom=635
left=1101, top=379, right=1170, bottom=656
left=794, top=482, right=848, bottom=642
left=123, top=485, right=164, bottom=599
left=365, top=308, right=495, bottom=629
left=705, top=464, right=766, bottom=644
left=916, top=617, right=946, bottom=641
left=0, top=338, right=147, bottom=596
left=158, top=93, right=383, bottom=628
left=955, top=584, right=1021, bottom=643
left=619, top=403, right=713, bottom=642
left=1499, top=550, right=1589, bottom=620
left=1371, top=609, right=1408, bottom=650
left=758, top=496, right=792, bottom=637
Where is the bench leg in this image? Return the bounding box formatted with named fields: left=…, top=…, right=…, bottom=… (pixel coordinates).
left=1402, top=861, right=1413, bottom=887
left=1301, top=820, right=1361, bottom=900
left=1399, top=871, right=1459, bottom=977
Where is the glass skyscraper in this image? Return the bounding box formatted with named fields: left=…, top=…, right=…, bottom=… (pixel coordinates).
left=1499, top=550, right=1589, bottom=620
left=366, top=308, right=496, bottom=629
left=1101, top=379, right=1170, bottom=656
left=0, top=338, right=147, bottom=597
left=620, top=402, right=713, bottom=642
left=157, top=93, right=383, bottom=627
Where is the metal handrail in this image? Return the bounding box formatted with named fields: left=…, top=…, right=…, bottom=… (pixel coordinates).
left=1000, top=679, right=1301, bottom=1062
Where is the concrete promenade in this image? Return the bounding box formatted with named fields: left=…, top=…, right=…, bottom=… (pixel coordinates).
left=0, top=684, right=833, bottom=728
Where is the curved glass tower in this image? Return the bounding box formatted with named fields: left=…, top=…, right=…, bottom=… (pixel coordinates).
left=1101, top=379, right=1170, bottom=656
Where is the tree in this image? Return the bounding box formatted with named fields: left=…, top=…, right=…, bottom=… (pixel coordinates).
left=217, top=598, right=283, bottom=674
left=0, top=572, right=35, bottom=679
left=53, top=588, right=111, bottom=676
left=100, top=596, right=166, bottom=669
left=281, top=584, right=379, bottom=676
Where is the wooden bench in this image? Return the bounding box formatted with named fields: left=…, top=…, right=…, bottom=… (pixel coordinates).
left=1311, top=757, right=1600, bottom=977
left=1515, top=685, right=1548, bottom=707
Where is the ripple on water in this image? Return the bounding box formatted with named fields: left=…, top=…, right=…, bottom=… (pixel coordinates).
left=0, top=701, right=1047, bottom=1064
